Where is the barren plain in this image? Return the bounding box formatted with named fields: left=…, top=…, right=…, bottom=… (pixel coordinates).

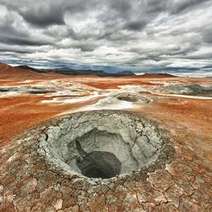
left=0, top=63, right=212, bottom=211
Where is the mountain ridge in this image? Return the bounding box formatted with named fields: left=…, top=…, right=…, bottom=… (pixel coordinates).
left=0, top=63, right=177, bottom=78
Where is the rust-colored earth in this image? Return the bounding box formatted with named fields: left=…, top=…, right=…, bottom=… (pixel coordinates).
left=0, top=64, right=211, bottom=211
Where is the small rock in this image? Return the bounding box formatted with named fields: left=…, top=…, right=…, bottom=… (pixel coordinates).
left=45, top=206, right=56, bottom=212
left=24, top=178, right=38, bottom=194
left=64, top=205, right=79, bottom=212
left=0, top=185, right=3, bottom=193
left=0, top=196, right=3, bottom=204
left=53, top=199, right=63, bottom=210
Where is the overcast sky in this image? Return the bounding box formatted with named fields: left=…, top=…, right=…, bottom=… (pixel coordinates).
left=0, top=0, right=212, bottom=73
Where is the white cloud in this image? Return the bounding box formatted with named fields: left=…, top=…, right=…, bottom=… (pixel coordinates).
left=0, top=0, right=212, bottom=74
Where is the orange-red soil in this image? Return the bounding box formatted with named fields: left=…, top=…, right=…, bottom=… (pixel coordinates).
left=0, top=64, right=211, bottom=147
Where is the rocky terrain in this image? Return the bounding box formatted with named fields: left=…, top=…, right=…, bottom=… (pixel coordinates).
left=0, top=63, right=212, bottom=211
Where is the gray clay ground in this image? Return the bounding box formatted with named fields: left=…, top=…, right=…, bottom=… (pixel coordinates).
left=36, top=110, right=174, bottom=183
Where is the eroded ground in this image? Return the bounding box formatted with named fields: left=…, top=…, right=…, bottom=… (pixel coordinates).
left=0, top=64, right=212, bottom=211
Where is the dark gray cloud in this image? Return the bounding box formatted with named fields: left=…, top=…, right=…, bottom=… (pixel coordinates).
left=125, top=21, right=147, bottom=31
left=0, top=47, right=33, bottom=54
left=0, top=24, right=52, bottom=46
left=20, top=7, right=65, bottom=27
left=0, top=0, right=211, bottom=73
left=0, top=35, right=51, bottom=46
left=202, top=28, right=212, bottom=43
left=145, top=0, right=168, bottom=14
left=169, top=0, right=210, bottom=14
left=1, top=0, right=97, bottom=27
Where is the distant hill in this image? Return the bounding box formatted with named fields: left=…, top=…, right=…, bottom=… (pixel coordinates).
left=15, top=65, right=178, bottom=77
left=0, top=63, right=178, bottom=78
left=140, top=73, right=176, bottom=78
left=15, top=65, right=52, bottom=73
left=0, top=64, right=59, bottom=80
left=51, top=69, right=135, bottom=77
left=15, top=65, right=135, bottom=77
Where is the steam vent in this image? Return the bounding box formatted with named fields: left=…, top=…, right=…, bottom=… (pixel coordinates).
left=0, top=110, right=211, bottom=211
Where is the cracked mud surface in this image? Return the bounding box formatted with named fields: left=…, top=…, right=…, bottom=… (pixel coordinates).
left=37, top=111, right=174, bottom=181
left=1, top=110, right=211, bottom=211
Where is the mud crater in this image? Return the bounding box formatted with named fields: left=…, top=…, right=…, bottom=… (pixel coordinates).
left=38, top=110, right=174, bottom=180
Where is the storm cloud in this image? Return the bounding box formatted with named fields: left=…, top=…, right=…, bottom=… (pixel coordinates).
left=0, top=0, right=212, bottom=74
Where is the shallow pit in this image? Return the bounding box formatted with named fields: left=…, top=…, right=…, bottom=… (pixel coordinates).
left=38, top=110, right=174, bottom=180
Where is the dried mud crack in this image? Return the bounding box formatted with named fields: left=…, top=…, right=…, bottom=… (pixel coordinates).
left=1, top=110, right=211, bottom=211
left=37, top=111, right=174, bottom=182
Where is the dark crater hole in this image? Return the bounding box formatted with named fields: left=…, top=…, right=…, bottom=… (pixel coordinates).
left=75, top=140, right=121, bottom=179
